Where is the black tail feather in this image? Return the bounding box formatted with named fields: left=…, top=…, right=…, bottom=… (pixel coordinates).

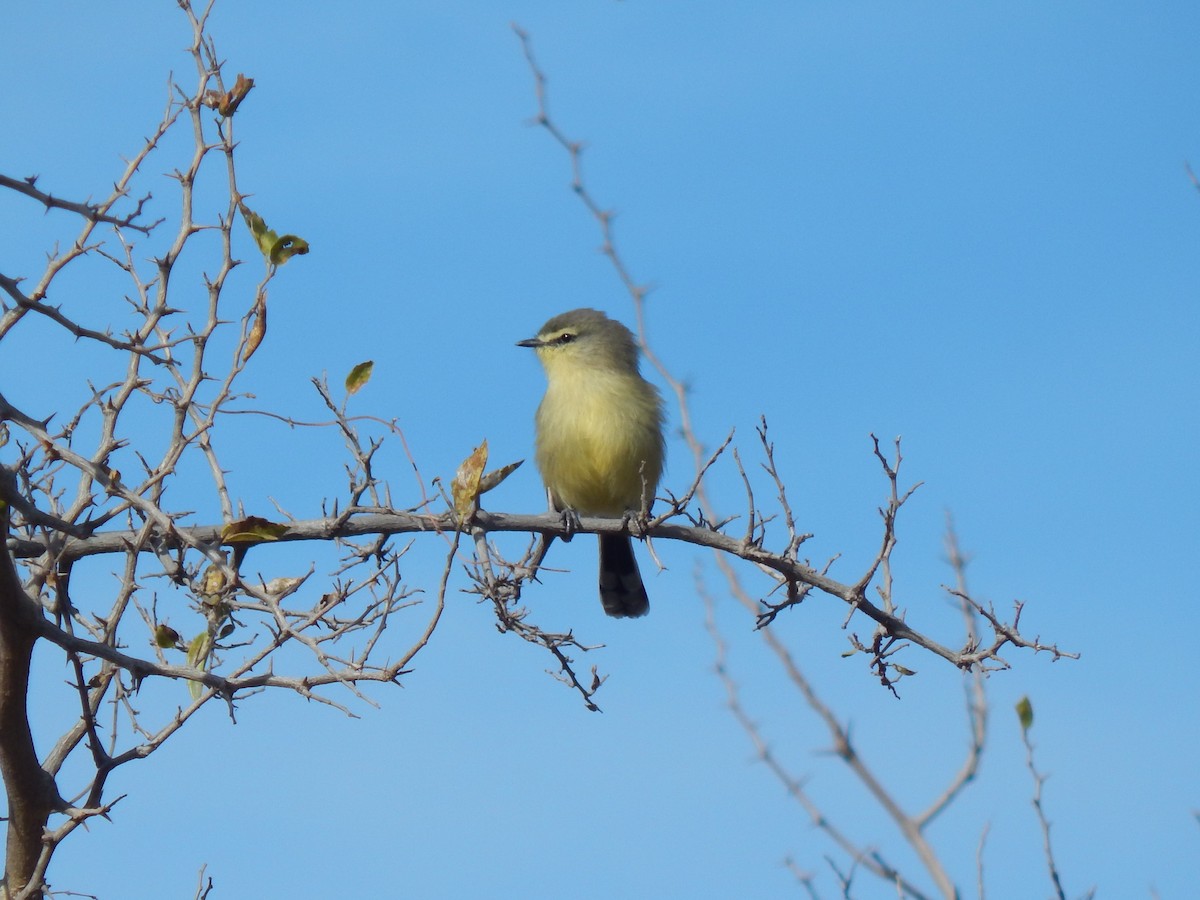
left=598, top=534, right=649, bottom=618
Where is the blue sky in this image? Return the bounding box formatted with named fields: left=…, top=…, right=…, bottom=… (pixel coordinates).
left=3, top=1, right=1198, bottom=897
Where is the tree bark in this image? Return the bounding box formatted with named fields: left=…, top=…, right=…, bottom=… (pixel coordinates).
left=0, top=498, right=59, bottom=897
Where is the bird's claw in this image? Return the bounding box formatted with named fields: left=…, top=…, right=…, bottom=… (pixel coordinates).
left=623, top=508, right=651, bottom=538
left=559, top=507, right=582, bottom=542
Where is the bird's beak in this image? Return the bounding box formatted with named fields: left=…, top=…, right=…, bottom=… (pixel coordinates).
left=516, top=337, right=544, bottom=348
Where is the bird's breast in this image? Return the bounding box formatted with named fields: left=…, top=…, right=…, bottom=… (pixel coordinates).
left=534, top=369, right=662, bottom=515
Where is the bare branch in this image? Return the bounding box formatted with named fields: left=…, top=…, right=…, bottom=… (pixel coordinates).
left=701, top=573, right=937, bottom=900
left=0, top=173, right=161, bottom=236
left=1017, top=702, right=1086, bottom=900
left=507, top=25, right=1072, bottom=685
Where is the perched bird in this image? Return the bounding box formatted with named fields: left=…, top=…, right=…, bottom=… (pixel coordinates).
left=518, top=308, right=665, bottom=617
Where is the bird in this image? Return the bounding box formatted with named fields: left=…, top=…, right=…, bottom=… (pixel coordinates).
left=518, top=308, right=665, bottom=617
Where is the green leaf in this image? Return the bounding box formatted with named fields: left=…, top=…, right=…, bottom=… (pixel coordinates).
left=1015, top=695, right=1034, bottom=732
left=240, top=203, right=273, bottom=257
left=345, top=360, right=374, bottom=395
left=186, top=632, right=210, bottom=668
left=186, top=632, right=212, bottom=701
left=239, top=202, right=309, bottom=266
left=269, top=234, right=309, bottom=265
left=221, top=516, right=289, bottom=544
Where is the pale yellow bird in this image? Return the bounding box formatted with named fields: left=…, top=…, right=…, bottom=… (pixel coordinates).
left=518, top=308, right=665, bottom=617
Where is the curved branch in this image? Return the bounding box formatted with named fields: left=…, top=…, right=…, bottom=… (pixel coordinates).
left=3, top=506, right=1075, bottom=673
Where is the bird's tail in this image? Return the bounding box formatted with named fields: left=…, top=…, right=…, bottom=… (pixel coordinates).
left=598, top=534, right=650, bottom=618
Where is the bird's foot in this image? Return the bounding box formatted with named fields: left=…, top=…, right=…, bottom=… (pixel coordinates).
left=559, top=507, right=581, bottom=542
left=623, top=507, right=651, bottom=538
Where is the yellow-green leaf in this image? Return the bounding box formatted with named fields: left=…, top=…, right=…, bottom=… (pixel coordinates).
left=186, top=632, right=211, bottom=701
left=345, top=360, right=374, bottom=395
left=451, top=440, right=488, bottom=523
left=478, top=459, right=523, bottom=495
left=239, top=202, right=308, bottom=266
left=186, top=632, right=211, bottom=668
left=240, top=203, right=273, bottom=257
left=200, top=564, right=226, bottom=598
left=221, top=516, right=289, bottom=543
left=269, top=234, right=309, bottom=265
left=1015, top=695, right=1034, bottom=732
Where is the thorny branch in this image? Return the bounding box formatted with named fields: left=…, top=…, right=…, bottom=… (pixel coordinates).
left=0, top=173, right=161, bottom=237
left=509, top=22, right=1072, bottom=686
left=7, top=504, right=1073, bottom=677
left=703, top=573, right=938, bottom=900
left=465, top=528, right=607, bottom=711
left=0, top=4, right=433, bottom=894
left=704, top=527, right=999, bottom=898
left=1018, top=707, right=1089, bottom=900
left=0, top=9, right=1078, bottom=897
left=510, top=22, right=1073, bottom=899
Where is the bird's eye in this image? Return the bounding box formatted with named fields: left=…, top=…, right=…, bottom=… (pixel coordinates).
left=555, top=331, right=576, bottom=344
